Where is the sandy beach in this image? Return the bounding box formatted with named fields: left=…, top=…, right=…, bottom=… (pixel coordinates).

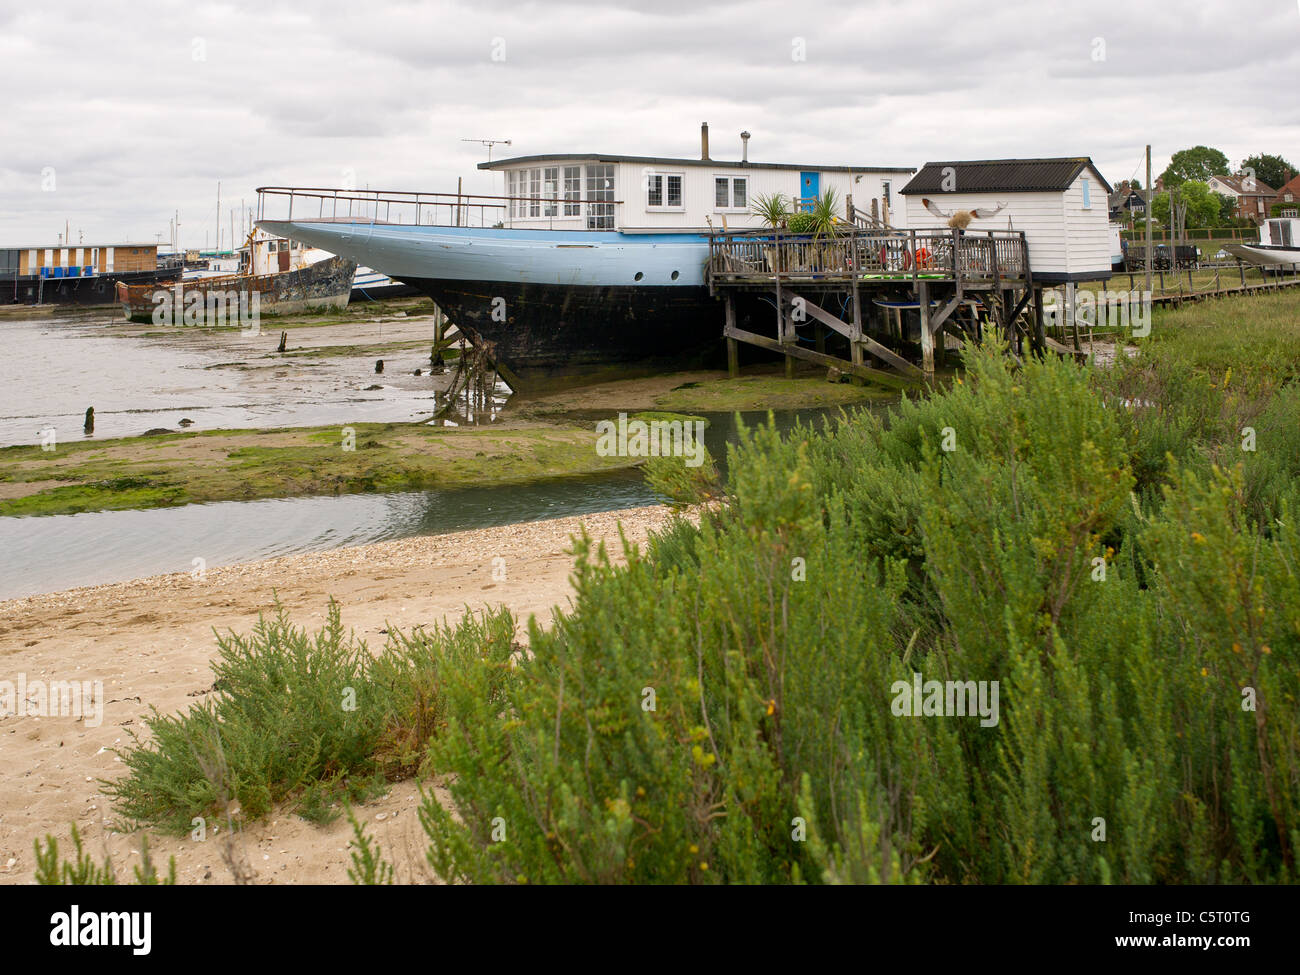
left=0, top=503, right=675, bottom=884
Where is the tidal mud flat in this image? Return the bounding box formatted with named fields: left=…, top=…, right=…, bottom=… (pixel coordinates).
left=0, top=296, right=892, bottom=517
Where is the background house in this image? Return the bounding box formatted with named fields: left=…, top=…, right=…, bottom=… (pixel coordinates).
left=900, top=157, right=1113, bottom=283
left=1108, top=180, right=1146, bottom=222
left=1272, top=172, right=1300, bottom=216
left=1206, top=173, right=1277, bottom=224
left=480, top=124, right=914, bottom=231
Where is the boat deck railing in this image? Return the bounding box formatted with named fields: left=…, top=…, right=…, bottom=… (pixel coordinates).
left=256, top=186, right=626, bottom=230
left=707, top=226, right=1030, bottom=286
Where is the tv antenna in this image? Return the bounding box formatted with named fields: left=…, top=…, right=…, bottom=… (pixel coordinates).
left=462, top=138, right=512, bottom=163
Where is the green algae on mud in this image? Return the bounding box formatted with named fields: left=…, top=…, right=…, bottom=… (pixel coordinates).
left=0, top=421, right=639, bottom=517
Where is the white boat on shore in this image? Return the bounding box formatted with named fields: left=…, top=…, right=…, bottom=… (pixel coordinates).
left=1223, top=217, right=1300, bottom=267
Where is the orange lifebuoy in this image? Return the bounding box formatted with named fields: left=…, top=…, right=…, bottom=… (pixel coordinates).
left=914, top=247, right=931, bottom=270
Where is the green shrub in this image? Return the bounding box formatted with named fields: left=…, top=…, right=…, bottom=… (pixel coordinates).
left=34, top=825, right=175, bottom=885
left=416, top=341, right=1300, bottom=884
left=786, top=211, right=817, bottom=234
left=108, top=600, right=517, bottom=833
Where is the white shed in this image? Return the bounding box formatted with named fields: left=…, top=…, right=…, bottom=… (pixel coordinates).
left=900, top=158, right=1113, bottom=283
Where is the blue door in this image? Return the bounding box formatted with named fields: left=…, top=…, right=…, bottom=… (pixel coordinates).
left=799, top=171, right=819, bottom=210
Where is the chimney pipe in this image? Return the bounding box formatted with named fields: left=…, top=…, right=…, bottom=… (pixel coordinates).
left=700, top=122, right=710, bottom=161
left=741, top=131, right=751, bottom=163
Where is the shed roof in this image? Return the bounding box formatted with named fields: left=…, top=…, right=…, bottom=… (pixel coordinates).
left=900, top=157, right=1111, bottom=196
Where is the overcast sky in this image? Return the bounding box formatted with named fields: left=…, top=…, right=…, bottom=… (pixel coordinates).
left=2, top=0, right=1298, bottom=247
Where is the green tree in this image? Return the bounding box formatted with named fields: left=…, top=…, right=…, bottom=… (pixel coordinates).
left=1216, top=192, right=1237, bottom=224
left=1160, top=146, right=1230, bottom=189
left=1152, top=181, right=1221, bottom=229
left=1240, top=153, right=1296, bottom=192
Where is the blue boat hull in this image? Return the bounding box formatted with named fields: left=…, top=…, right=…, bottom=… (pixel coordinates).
left=256, top=221, right=742, bottom=391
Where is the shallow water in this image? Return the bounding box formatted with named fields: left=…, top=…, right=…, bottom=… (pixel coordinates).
left=0, top=312, right=456, bottom=447
left=0, top=310, right=873, bottom=598
left=0, top=408, right=849, bottom=599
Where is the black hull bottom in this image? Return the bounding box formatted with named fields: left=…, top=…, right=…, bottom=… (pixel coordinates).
left=403, top=278, right=771, bottom=393
left=3, top=268, right=181, bottom=307
left=349, top=281, right=420, bottom=303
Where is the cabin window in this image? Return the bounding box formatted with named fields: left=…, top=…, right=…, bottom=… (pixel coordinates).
left=1081, top=178, right=1091, bottom=209
left=646, top=172, right=683, bottom=210
left=714, top=176, right=748, bottom=210
left=586, top=164, right=615, bottom=229
left=882, top=180, right=892, bottom=208
left=563, top=166, right=582, bottom=216
left=543, top=167, right=559, bottom=217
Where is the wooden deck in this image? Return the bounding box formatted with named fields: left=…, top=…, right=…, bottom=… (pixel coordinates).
left=708, top=226, right=1035, bottom=384
left=707, top=227, right=1030, bottom=288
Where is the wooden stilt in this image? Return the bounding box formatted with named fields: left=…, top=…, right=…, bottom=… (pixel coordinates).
left=1032, top=286, right=1046, bottom=356
left=918, top=281, right=933, bottom=379
left=725, top=293, right=739, bottom=378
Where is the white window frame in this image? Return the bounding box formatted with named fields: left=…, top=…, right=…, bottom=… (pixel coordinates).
left=1081, top=177, right=1092, bottom=209
left=645, top=171, right=685, bottom=211
left=713, top=174, right=750, bottom=211
left=563, top=166, right=582, bottom=216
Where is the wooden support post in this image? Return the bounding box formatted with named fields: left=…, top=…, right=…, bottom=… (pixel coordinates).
left=1032, top=287, right=1046, bottom=356
left=725, top=293, right=739, bottom=378
left=850, top=272, right=865, bottom=368
left=918, top=280, right=933, bottom=379
left=1065, top=281, right=1080, bottom=352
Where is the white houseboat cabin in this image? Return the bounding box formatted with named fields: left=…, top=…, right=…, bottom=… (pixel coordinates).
left=479, top=123, right=915, bottom=232
left=901, top=157, right=1114, bottom=283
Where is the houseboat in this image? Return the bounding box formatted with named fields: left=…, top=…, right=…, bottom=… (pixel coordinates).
left=255, top=124, right=914, bottom=391
left=1, top=241, right=180, bottom=306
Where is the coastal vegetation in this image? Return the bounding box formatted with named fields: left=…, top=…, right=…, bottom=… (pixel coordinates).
left=87, top=289, right=1300, bottom=883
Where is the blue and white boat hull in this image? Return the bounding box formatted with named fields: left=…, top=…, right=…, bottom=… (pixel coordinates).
left=257, top=221, right=732, bottom=390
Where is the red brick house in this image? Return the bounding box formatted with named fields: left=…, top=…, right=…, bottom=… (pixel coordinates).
left=1207, top=173, right=1277, bottom=224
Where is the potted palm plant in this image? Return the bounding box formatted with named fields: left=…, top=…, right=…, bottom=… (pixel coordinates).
left=750, top=192, right=791, bottom=271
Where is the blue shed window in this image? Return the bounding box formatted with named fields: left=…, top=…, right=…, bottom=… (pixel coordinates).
left=1081, top=178, right=1091, bottom=209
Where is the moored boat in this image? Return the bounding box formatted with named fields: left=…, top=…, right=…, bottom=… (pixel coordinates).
left=116, top=253, right=355, bottom=323
left=1223, top=217, right=1300, bottom=268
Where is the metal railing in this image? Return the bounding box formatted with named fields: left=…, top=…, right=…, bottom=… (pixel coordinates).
left=256, top=186, right=625, bottom=230
left=707, top=227, right=1029, bottom=281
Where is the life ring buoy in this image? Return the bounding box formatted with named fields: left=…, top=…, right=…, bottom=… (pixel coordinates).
left=914, top=247, right=931, bottom=270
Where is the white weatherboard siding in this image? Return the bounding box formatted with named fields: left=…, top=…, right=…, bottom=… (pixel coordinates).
left=903, top=191, right=1066, bottom=272
left=496, top=158, right=912, bottom=231
left=902, top=175, right=1112, bottom=280
left=1060, top=172, right=1112, bottom=278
